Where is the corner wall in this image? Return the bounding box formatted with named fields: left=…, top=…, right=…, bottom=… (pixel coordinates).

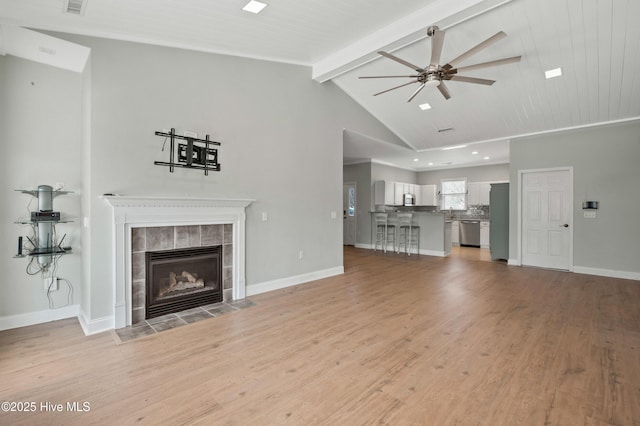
left=343, top=162, right=372, bottom=248
left=418, top=163, right=509, bottom=185
left=0, top=55, right=84, bottom=326
left=53, top=34, right=401, bottom=323
left=509, top=120, right=640, bottom=277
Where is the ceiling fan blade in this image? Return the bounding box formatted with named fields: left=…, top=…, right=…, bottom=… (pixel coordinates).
left=451, top=56, right=521, bottom=74
left=378, top=51, right=425, bottom=72
left=430, top=29, right=445, bottom=67
left=449, top=75, right=495, bottom=85
left=406, top=83, right=427, bottom=102
left=443, top=31, right=508, bottom=70
left=437, top=82, right=451, bottom=100
left=373, top=80, right=419, bottom=96
left=359, top=75, right=420, bottom=79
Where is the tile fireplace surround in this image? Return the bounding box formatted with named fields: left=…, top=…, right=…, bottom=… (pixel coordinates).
left=103, top=196, right=253, bottom=329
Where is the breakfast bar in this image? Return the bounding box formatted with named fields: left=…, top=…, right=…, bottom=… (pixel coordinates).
left=371, top=210, right=452, bottom=256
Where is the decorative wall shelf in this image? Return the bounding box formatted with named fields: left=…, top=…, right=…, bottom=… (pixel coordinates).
left=14, top=185, right=72, bottom=265
left=154, top=128, right=221, bottom=175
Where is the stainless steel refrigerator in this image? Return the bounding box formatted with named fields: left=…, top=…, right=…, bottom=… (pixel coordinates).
left=490, top=183, right=509, bottom=261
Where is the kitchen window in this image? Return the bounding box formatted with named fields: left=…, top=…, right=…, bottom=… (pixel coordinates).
left=441, top=178, right=467, bottom=210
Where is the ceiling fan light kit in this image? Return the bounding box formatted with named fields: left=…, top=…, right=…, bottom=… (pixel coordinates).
left=360, top=25, right=521, bottom=102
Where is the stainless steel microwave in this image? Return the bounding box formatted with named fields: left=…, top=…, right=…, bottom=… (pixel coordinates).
left=403, top=193, right=415, bottom=206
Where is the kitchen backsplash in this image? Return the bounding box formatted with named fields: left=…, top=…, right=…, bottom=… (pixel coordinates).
left=375, top=204, right=490, bottom=220
left=448, top=205, right=490, bottom=220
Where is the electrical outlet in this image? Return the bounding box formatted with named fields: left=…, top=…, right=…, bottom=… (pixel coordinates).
left=262, top=212, right=268, bottom=221
left=44, top=277, right=58, bottom=292
left=331, top=211, right=337, bottom=219
left=584, top=211, right=597, bottom=219
left=298, top=250, right=304, bottom=260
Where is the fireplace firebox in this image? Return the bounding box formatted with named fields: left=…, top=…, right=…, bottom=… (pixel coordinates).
left=145, top=245, right=222, bottom=319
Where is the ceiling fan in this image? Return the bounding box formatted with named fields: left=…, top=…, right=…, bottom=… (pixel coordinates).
left=360, top=26, right=521, bottom=102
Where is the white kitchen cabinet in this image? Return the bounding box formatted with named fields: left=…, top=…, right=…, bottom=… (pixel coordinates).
left=394, top=182, right=406, bottom=205
left=374, top=181, right=395, bottom=205
left=375, top=181, right=424, bottom=206
left=479, top=183, right=491, bottom=205
left=418, top=184, right=438, bottom=206
left=480, top=221, right=490, bottom=248
left=468, top=182, right=491, bottom=206
left=451, top=221, right=459, bottom=245
left=467, top=182, right=479, bottom=205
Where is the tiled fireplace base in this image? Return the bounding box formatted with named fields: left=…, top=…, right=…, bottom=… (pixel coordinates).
left=103, top=195, right=252, bottom=329
left=131, top=224, right=233, bottom=324
left=114, top=299, right=256, bottom=343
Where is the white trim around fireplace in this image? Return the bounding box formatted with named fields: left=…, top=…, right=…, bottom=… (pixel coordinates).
left=103, top=196, right=254, bottom=329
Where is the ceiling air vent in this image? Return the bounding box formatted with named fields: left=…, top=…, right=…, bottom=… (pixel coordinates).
left=64, top=0, right=88, bottom=15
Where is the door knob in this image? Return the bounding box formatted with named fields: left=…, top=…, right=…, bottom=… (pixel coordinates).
left=561, top=224, right=569, bottom=228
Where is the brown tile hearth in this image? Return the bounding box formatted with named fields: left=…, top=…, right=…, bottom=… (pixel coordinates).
left=113, top=300, right=255, bottom=344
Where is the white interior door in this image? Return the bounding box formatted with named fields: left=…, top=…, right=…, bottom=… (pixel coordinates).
left=521, top=169, right=572, bottom=270
left=343, top=183, right=356, bottom=246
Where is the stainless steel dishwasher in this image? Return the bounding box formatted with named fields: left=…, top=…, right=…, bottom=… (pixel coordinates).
left=459, top=220, right=480, bottom=247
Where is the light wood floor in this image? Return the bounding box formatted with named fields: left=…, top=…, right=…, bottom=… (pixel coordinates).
left=450, top=245, right=493, bottom=262
left=1, top=247, right=639, bottom=425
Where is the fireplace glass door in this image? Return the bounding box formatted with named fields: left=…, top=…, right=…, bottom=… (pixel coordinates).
left=145, top=246, right=222, bottom=318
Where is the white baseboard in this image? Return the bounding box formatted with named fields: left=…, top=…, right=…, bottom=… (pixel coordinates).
left=247, top=266, right=344, bottom=297
left=505, top=259, right=638, bottom=280
left=573, top=266, right=640, bottom=281
left=354, top=243, right=373, bottom=250
left=419, top=249, right=447, bottom=257
left=77, top=309, right=114, bottom=336
left=0, top=304, right=80, bottom=332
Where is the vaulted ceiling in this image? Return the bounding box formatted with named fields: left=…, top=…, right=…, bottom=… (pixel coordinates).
left=1, top=0, right=638, bottom=170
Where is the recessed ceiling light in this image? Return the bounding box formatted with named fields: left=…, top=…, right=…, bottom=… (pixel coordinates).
left=419, top=103, right=432, bottom=110
left=428, top=162, right=434, bottom=166
left=441, top=144, right=467, bottom=151
left=545, top=67, right=562, bottom=79
left=472, top=151, right=478, bottom=155
left=483, top=156, right=490, bottom=160
left=413, top=158, right=419, bottom=162
left=242, top=0, right=267, bottom=14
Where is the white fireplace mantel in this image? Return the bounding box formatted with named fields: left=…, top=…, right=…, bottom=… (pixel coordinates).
left=103, top=195, right=254, bottom=329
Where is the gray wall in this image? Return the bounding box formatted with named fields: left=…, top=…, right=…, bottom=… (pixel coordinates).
left=417, top=163, right=509, bottom=186
left=509, top=120, right=640, bottom=274
left=1, top=33, right=402, bottom=324
left=371, top=162, right=418, bottom=193
left=343, top=162, right=371, bottom=247
left=54, top=34, right=401, bottom=321
left=0, top=55, right=84, bottom=317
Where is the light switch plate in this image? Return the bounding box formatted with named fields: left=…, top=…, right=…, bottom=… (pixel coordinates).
left=584, top=211, right=597, bottom=218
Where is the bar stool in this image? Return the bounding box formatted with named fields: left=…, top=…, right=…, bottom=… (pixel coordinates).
left=374, top=213, right=396, bottom=253
left=396, top=213, right=420, bottom=256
